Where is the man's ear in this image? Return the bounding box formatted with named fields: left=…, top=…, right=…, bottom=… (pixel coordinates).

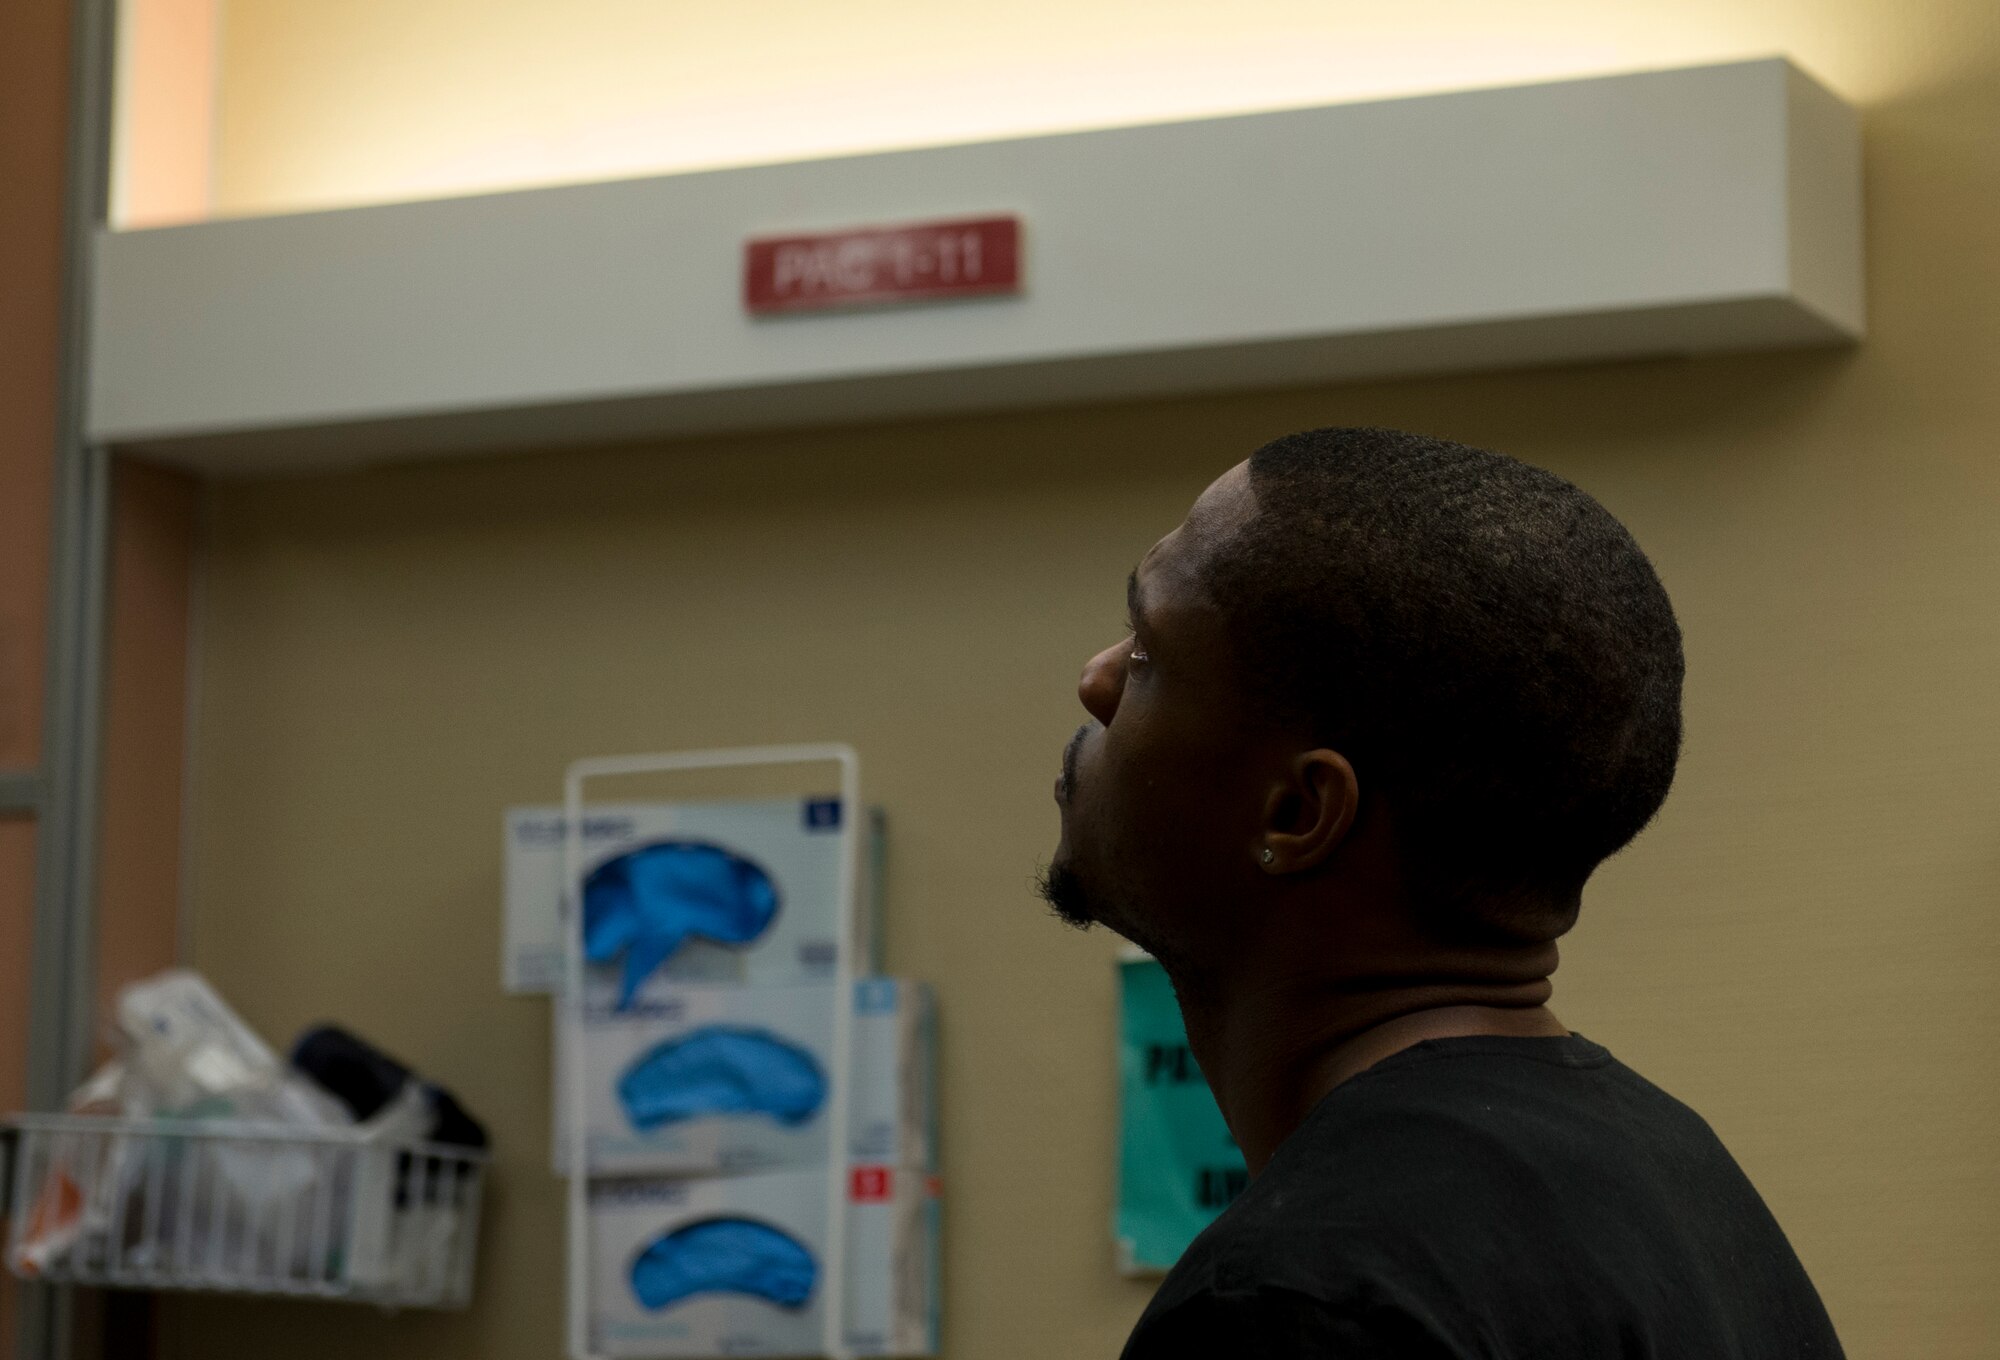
left=1255, top=749, right=1359, bottom=874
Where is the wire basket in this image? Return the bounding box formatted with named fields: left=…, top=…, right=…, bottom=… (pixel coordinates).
left=3, top=1113, right=486, bottom=1309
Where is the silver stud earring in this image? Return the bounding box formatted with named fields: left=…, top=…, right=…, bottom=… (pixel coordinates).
left=1261, top=847, right=1274, bottom=865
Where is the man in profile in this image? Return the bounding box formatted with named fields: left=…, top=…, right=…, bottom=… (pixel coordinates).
left=1045, top=428, right=1842, bottom=1358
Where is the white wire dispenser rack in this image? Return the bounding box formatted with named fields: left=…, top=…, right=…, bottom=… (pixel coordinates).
left=3, top=1113, right=487, bottom=1309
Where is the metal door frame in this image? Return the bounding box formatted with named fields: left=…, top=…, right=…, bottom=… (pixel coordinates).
left=16, top=0, right=119, bottom=1352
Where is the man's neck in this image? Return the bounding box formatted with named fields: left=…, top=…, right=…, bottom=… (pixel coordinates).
left=1173, top=946, right=1566, bottom=1175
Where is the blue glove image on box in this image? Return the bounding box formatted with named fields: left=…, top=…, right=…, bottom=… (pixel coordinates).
left=584, top=841, right=780, bottom=1006
left=630, top=1217, right=818, bottom=1312
left=618, top=1026, right=826, bottom=1132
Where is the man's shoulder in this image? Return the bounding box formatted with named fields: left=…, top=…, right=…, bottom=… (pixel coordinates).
left=1200, top=1037, right=1644, bottom=1252
left=1120, top=1280, right=1462, bottom=1360
left=1179, top=1035, right=1727, bottom=1277
left=1125, top=1036, right=1844, bottom=1360
left=1153, top=1086, right=1508, bottom=1305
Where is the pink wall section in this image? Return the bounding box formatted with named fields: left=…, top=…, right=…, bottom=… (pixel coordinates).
left=97, top=462, right=198, bottom=1051
left=0, top=0, right=67, bottom=1345
left=0, top=0, right=64, bottom=778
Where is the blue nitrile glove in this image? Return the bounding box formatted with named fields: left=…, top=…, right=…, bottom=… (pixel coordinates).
left=618, top=1026, right=826, bottom=1131
left=582, top=841, right=780, bottom=1005
left=630, top=1217, right=817, bottom=1311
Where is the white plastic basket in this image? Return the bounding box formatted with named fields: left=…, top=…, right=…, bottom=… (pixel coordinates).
left=3, top=1113, right=486, bottom=1308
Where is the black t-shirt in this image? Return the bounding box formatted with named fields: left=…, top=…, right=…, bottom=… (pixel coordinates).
left=1122, top=1035, right=1843, bottom=1360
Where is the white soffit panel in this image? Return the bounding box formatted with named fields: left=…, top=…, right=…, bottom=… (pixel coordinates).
left=89, top=58, right=1861, bottom=473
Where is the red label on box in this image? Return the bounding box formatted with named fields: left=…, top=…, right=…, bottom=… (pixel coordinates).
left=745, top=215, right=1021, bottom=315
left=850, top=1166, right=893, bottom=1202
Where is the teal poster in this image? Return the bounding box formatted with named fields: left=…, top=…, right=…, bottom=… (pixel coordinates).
left=1116, top=955, right=1247, bottom=1274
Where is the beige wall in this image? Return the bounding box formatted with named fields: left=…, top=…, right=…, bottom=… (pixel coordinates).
left=206, top=0, right=1978, bottom=218
left=164, top=30, right=2000, bottom=1360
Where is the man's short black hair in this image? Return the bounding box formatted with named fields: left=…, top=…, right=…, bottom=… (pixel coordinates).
left=1204, top=427, right=1684, bottom=940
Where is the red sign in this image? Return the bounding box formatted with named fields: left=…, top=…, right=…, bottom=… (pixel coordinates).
left=849, top=1165, right=893, bottom=1202
left=745, top=215, right=1021, bottom=315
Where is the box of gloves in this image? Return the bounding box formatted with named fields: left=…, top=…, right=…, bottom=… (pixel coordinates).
left=571, top=979, right=936, bottom=1176
left=588, top=1165, right=940, bottom=1358
left=847, top=979, right=937, bottom=1171
left=503, top=798, right=884, bottom=995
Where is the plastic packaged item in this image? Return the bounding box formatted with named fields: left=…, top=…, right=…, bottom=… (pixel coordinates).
left=587, top=1166, right=939, bottom=1358
left=502, top=799, right=885, bottom=994
left=8, top=1062, right=130, bottom=1276
left=115, top=970, right=345, bottom=1128
left=115, top=969, right=276, bottom=1113
left=563, top=980, right=935, bottom=1176
left=12, top=970, right=353, bottom=1281
left=120, top=971, right=349, bottom=1242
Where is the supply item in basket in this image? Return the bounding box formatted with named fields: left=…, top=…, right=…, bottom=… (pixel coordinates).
left=288, top=1024, right=490, bottom=1289
left=8, top=1061, right=128, bottom=1276
left=630, top=1217, right=817, bottom=1312
left=583, top=841, right=779, bottom=1007
left=617, top=1026, right=825, bottom=1132
left=117, top=970, right=349, bottom=1212
left=11, top=969, right=352, bottom=1282
left=290, top=1025, right=489, bottom=1150
left=117, top=970, right=347, bottom=1128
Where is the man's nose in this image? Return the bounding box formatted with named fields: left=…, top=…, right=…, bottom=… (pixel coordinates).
left=1078, top=639, right=1128, bottom=726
